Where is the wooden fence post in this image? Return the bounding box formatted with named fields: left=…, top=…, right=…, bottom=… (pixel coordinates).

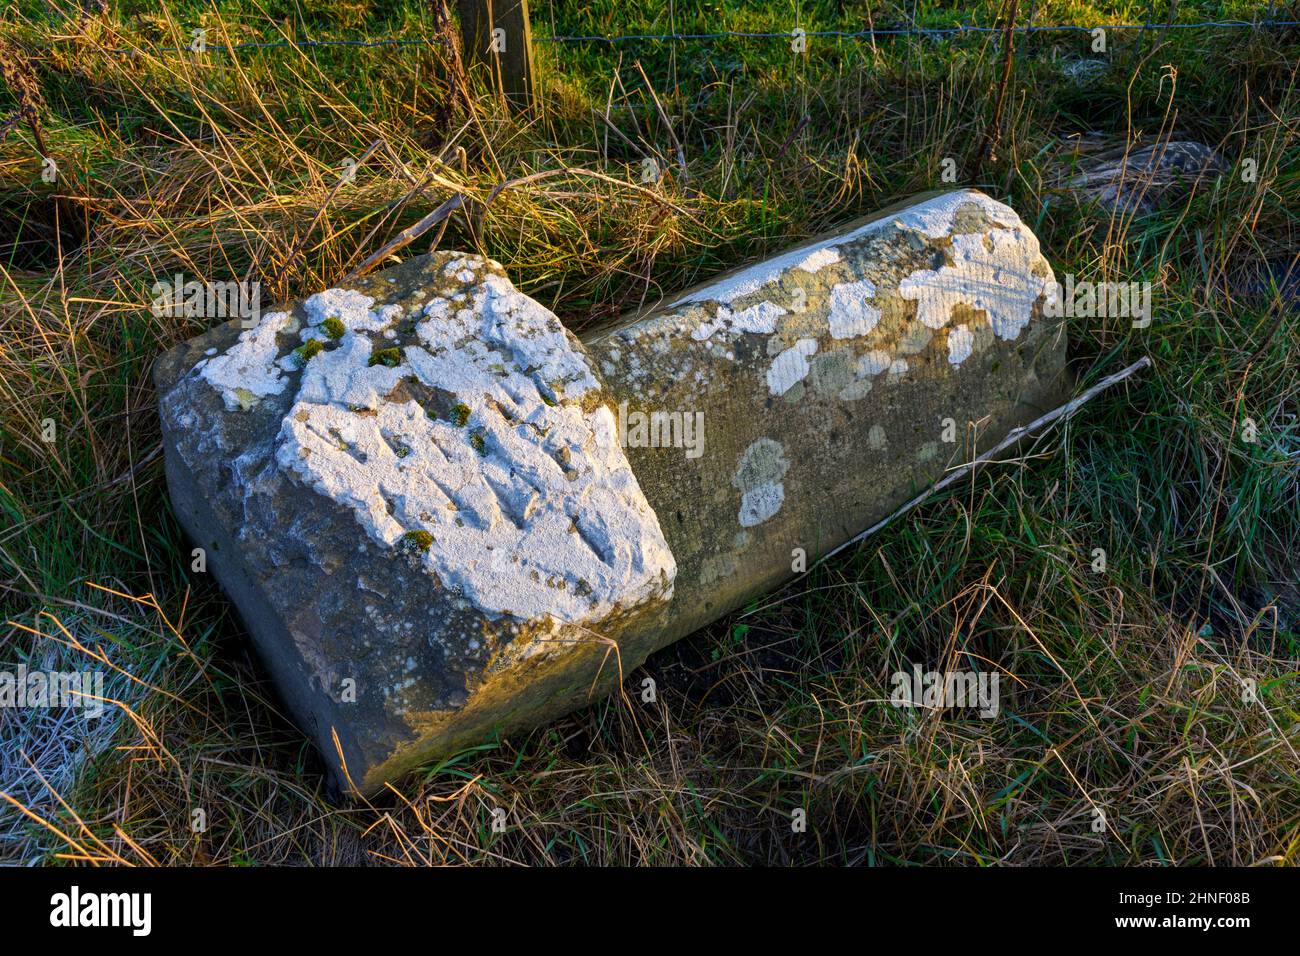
left=454, top=0, right=535, bottom=111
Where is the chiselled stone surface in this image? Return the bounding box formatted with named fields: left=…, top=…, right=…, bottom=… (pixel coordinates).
left=155, top=188, right=1069, bottom=794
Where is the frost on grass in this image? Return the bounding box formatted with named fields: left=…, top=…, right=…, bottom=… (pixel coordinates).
left=0, top=619, right=132, bottom=864
left=199, top=258, right=676, bottom=625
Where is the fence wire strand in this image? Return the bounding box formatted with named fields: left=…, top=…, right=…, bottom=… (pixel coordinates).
left=65, top=19, right=1300, bottom=58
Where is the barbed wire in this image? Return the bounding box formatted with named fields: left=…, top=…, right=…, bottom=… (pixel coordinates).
left=540, top=20, right=1300, bottom=43
left=76, top=18, right=1300, bottom=57
left=96, top=37, right=441, bottom=55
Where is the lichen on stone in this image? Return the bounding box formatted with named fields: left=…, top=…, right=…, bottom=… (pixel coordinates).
left=212, top=258, right=682, bottom=628
left=947, top=324, right=975, bottom=365
left=196, top=310, right=295, bottom=410
left=827, top=279, right=882, bottom=339
left=897, top=225, right=1052, bottom=345
left=733, top=438, right=790, bottom=527
left=600, top=189, right=1053, bottom=408
left=767, top=338, right=819, bottom=395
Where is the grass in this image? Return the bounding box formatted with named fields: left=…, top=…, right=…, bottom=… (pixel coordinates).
left=0, top=0, right=1297, bottom=865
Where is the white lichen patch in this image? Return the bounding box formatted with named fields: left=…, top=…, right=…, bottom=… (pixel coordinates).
left=196, top=261, right=677, bottom=625
left=198, top=310, right=295, bottom=410
left=413, top=272, right=600, bottom=403
left=859, top=350, right=893, bottom=376
left=733, top=438, right=790, bottom=528
left=947, top=324, right=974, bottom=366
left=834, top=348, right=894, bottom=400
left=690, top=300, right=787, bottom=342
left=797, top=247, right=842, bottom=273
left=298, top=334, right=408, bottom=410
left=738, top=485, right=784, bottom=527
left=827, top=279, right=881, bottom=339
left=303, top=288, right=402, bottom=333
left=897, top=224, right=1053, bottom=342
left=888, top=189, right=1018, bottom=239
left=767, top=338, right=819, bottom=395
left=838, top=379, right=872, bottom=402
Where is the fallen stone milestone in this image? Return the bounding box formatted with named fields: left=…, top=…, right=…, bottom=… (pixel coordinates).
left=154, top=188, right=1069, bottom=795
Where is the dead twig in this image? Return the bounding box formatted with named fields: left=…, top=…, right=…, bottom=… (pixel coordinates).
left=977, top=0, right=1021, bottom=166
left=342, top=192, right=466, bottom=281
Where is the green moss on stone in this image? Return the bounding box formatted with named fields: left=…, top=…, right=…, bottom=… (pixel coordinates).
left=294, top=339, right=325, bottom=365
left=400, top=530, right=433, bottom=552
left=322, top=316, right=346, bottom=339
left=369, top=347, right=402, bottom=368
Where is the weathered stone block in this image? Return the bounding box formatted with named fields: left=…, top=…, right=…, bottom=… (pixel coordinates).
left=154, top=188, right=1068, bottom=794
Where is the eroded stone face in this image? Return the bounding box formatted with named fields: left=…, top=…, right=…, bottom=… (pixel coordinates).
left=192, top=257, right=675, bottom=626
left=156, top=189, right=1068, bottom=795
left=156, top=254, right=678, bottom=794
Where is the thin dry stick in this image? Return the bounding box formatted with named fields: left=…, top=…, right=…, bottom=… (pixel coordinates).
left=820, top=356, right=1154, bottom=565
left=864, top=4, right=881, bottom=61
left=348, top=172, right=436, bottom=260
left=592, top=107, right=649, bottom=161
left=342, top=192, right=465, bottom=281
left=978, top=0, right=1021, bottom=165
